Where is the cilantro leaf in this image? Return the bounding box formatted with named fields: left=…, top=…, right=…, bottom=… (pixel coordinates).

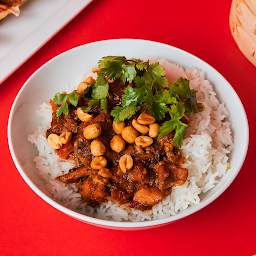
left=169, top=78, right=190, bottom=100
left=169, top=78, right=204, bottom=114
left=144, top=91, right=168, bottom=121
left=143, top=63, right=168, bottom=93
left=91, top=72, right=109, bottom=100
left=96, top=72, right=107, bottom=85
left=53, top=93, right=68, bottom=105
left=158, top=117, right=187, bottom=147
left=68, top=91, right=78, bottom=106
left=53, top=91, right=78, bottom=121
left=136, top=61, right=148, bottom=71
left=148, top=62, right=165, bottom=77
left=83, top=83, right=94, bottom=99
left=158, top=102, right=188, bottom=147
left=100, top=98, right=108, bottom=113
left=98, top=56, right=126, bottom=79
left=153, top=76, right=169, bottom=92
left=56, top=102, right=69, bottom=118
left=134, top=76, right=146, bottom=88
left=185, top=89, right=198, bottom=113
left=122, top=86, right=147, bottom=107
left=122, top=65, right=136, bottom=83
left=149, top=102, right=168, bottom=121
left=170, top=101, right=185, bottom=119
left=81, top=72, right=109, bottom=113
left=81, top=98, right=99, bottom=113
left=154, top=90, right=178, bottom=105
left=111, top=105, right=139, bottom=123
left=174, top=121, right=188, bottom=147
left=91, top=84, right=109, bottom=100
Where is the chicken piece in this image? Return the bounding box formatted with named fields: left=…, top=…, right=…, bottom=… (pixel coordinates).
left=79, top=177, right=107, bottom=203
left=110, top=166, right=128, bottom=184
left=111, top=188, right=133, bottom=203
left=133, top=187, right=168, bottom=206
left=98, top=168, right=112, bottom=178
left=78, top=144, right=93, bottom=166
left=159, top=135, right=183, bottom=164
left=133, top=145, right=154, bottom=162
left=47, top=111, right=78, bottom=137
left=90, top=112, right=113, bottom=133
left=55, top=166, right=96, bottom=183
left=154, top=161, right=170, bottom=182
left=159, top=164, right=188, bottom=189
left=122, top=145, right=135, bottom=156
left=170, top=165, right=188, bottom=184
left=92, top=175, right=109, bottom=185
left=129, top=162, right=149, bottom=184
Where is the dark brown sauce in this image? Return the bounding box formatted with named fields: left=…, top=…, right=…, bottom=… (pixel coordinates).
left=49, top=79, right=188, bottom=211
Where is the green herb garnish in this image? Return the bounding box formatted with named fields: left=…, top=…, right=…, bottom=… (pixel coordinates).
left=158, top=102, right=188, bottom=147
left=97, top=56, right=204, bottom=147
left=53, top=91, right=78, bottom=121
left=52, top=56, right=204, bottom=147
left=169, top=77, right=204, bottom=114
left=110, top=105, right=140, bottom=123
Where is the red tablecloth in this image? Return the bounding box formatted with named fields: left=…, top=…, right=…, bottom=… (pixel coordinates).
left=1, top=0, right=255, bottom=255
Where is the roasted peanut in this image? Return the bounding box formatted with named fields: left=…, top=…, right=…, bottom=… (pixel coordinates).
left=113, top=121, right=125, bottom=134
left=121, top=126, right=139, bottom=144
left=134, top=136, right=153, bottom=148
left=83, top=124, right=102, bottom=140
left=90, top=140, right=106, bottom=156
left=90, top=156, right=107, bottom=169
left=110, top=135, right=126, bottom=153
left=132, top=119, right=149, bottom=134
left=137, top=113, right=155, bottom=125
left=59, top=132, right=72, bottom=144
left=85, top=76, right=94, bottom=83
left=47, top=134, right=62, bottom=149
left=92, top=67, right=101, bottom=73
left=77, top=76, right=94, bottom=95
left=119, top=155, right=133, bottom=173
left=149, top=123, right=160, bottom=138
left=77, top=108, right=94, bottom=122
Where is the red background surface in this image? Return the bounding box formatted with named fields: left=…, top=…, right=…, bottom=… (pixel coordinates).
left=0, top=0, right=255, bottom=255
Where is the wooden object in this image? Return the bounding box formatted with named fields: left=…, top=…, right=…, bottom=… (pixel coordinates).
left=230, top=0, right=256, bottom=66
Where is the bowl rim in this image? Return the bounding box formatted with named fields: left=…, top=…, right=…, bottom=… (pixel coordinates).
left=8, top=38, right=249, bottom=229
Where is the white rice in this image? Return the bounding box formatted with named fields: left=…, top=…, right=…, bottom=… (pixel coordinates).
left=27, top=57, right=233, bottom=221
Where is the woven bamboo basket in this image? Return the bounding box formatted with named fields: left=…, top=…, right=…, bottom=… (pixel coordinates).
left=230, top=0, right=256, bottom=66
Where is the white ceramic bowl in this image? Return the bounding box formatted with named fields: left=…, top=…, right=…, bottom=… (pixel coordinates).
left=8, top=39, right=249, bottom=230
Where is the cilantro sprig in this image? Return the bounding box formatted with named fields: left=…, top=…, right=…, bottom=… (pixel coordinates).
left=102, top=57, right=170, bottom=122
left=53, top=91, right=78, bottom=121
left=81, top=72, right=109, bottom=113
left=169, top=78, right=204, bottom=114
left=51, top=56, right=204, bottom=147
left=158, top=102, right=188, bottom=147
left=97, top=56, right=204, bottom=147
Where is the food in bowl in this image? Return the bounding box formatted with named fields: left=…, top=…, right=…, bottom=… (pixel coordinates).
left=0, top=0, right=26, bottom=20
left=28, top=56, right=233, bottom=221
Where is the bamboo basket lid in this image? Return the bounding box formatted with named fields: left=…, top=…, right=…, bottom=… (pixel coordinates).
left=230, top=0, right=256, bottom=66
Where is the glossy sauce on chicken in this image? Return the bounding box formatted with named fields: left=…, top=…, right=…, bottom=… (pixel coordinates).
left=47, top=77, right=188, bottom=211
